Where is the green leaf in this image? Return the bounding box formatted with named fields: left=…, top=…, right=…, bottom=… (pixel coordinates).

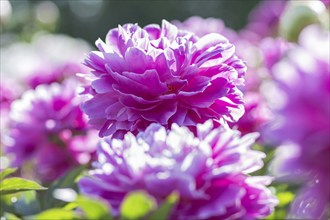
left=63, top=202, right=78, bottom=211
left=0, top=177, right=46, bottom=195
left=3, top=212, right=21, bottom=220
left=0, top=168, right=17, bottom=181
left=121, top=191, right=156, bottom=220
left=266, top=208, right=287, bottom=220
left=279, top=3, right=322, bottom=42
left=43, top=165, right=86, bottom=210
left=0, top=194, right=16, bottom=215
left=28, top=208, right=79, bottom=220
left=277, top=191, right=295, bottom=207
left=149, top=192, right=179, bottom=220
left=14, top=191, right=41, bottom=216
left=76, top=196, right=111, bottom=220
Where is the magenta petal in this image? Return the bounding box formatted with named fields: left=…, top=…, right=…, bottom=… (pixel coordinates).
left=109, top=70, right=167, bottom=97
left=91, top=76, right=116, bottom=94
left=82, top=93, right=117, bottom=119
left=140, top=101, right=177, bottom=124
left=160, top=20, right=178, bottom=42
left=104, top=53, right=127, bottom=73
left=124, top=47, right=153, bottom=73
left=181, top=75, right=210, bottom=93
left=181, top=77, right=229, bottom=108
left=193, top=33, right=229, bottom=60
left=85, top=52, right=108, bottom=73
left=144, top=24, right=161, bottom=40
left=154, top=52, right=173, bottom=81
left=121, top=70, right=168, bottom=96
left=113, top=85, right=161, bottom=108
left=105, top=101, right=127, bottom=120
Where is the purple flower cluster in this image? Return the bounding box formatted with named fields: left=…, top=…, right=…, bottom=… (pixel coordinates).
left=82, top=20, right=246, bottom=138
left=76, top=18, right=280, bottom=219
left=79, top=121, right=277, bottom=219
left=5, top=80, right=97, bottom=181
left=0, top=0, right=328, bottom=218
left=269, top=25, right=330, bottom=219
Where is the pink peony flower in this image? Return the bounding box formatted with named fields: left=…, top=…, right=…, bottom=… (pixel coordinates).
left=5, top=80, right=97, bottom=181
left=79, top=121, right=277, bottom=219
left=81, top=20, right=246, bottom=138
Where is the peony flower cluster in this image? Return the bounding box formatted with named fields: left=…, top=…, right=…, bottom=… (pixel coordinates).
left=79, top=121, right=277, bottom=219
left=269, top=25, right=330, bottom=219
left=9, top=1, right=330, bottom=218
left=81, top=20, right=246, bottom=138
left=5, top=80, right=97, bottom=181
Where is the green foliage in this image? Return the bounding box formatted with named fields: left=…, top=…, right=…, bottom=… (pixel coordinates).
left=266, top=184, right=296, bottom=220
left=0, top=168, right=45, bottom=218
left=3, top=212, right=20, bottom=220
left=42, top=165, right=86, bottom=210
left=0, top=166, right=112, bottom=220
left=0, top=168, right=17, bottom=181
left=121, top=191, right=156, bottom=220
left=27, top=208, right=79, bottom=220
left=75, top=196, right=111, bottom=220
left=0, top=177, right=46, bottom=195
left=149, top=192, right=179, bottom=220
left=277, top=191, right=295, bottom=207
left=0, top=194, right=16, bottom=216
left=13, top=191, right=41, bottom=216
left=279, top=1, right=326, bottom=42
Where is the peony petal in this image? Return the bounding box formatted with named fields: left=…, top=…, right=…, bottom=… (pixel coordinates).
left=140, top=101, right=177, bottom=124
left=124, top=47, right=153, bottom=73
left=181, top=77, right=229, bottom=108
left=91, top=76, right=116, bottom=94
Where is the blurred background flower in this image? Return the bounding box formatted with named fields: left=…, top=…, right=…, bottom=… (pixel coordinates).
left=267, top=24, right=330, bottom=219
left=4, top=80, right=98, bottom=182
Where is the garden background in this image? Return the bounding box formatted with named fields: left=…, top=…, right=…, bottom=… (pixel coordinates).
left=1, top=0, right=329, bottom=220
